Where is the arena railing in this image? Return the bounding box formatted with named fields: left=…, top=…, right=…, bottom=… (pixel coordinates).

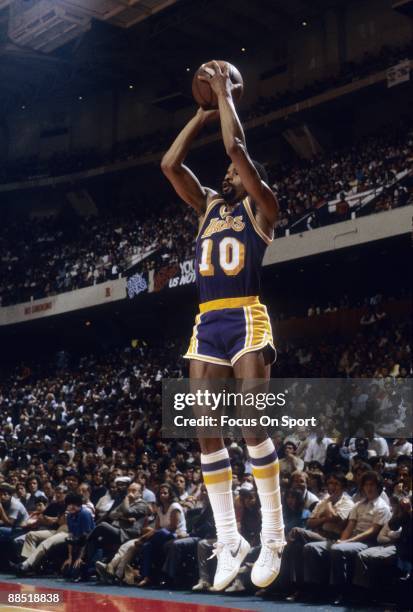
left=285, top=168, right=412, bottom=236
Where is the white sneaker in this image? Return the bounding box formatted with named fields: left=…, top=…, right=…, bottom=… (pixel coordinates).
left=251, top=538, right=285, bottom=588
left=208, top=536, right=251, bottom=592
left=192, top=579, right=211, bottom=591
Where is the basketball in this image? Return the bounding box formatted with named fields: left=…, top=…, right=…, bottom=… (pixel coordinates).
left=192, top=60, right=243, bottom=109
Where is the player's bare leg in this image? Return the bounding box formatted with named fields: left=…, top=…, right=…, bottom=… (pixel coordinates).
left=234, top=349, right=285, bottom=588
left=190, top=358, right=251, bottom=591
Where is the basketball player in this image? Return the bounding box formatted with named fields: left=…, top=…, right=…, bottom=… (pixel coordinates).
left=161, top=61, right=284, bottom=591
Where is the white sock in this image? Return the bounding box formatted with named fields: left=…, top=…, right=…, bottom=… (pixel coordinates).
left=201, top=447, right=240, bottom=548
left=247, top=438, right=285, bottom=543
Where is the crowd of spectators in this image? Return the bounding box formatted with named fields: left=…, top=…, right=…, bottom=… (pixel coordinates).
left=0, top=202, right=196, bottom=307
left=271, top=123, right=413, bottom=236
left=277, top=318, right=411, bottom=380
left=1, top=119, right=411, bottom=308
left=0, top=313, right=411, bottom=603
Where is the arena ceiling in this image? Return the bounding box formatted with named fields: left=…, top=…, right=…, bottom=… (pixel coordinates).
left=0, top=0, right=347, bottom=112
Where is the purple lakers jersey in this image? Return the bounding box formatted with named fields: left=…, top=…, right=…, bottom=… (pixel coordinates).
left=195, top=196, right=272, bottom=303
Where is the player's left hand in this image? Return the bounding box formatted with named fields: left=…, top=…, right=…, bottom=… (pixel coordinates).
left=196, top=107, right=220, bottom=123
left=198, top=60, right=241, bottom=98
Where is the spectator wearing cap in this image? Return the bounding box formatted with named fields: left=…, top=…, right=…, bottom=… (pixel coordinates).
left=0, top=483, right=29, bottom=543
left=81, top=482, right=148, bottom=574
left=112, top=476, right=132, bottom=503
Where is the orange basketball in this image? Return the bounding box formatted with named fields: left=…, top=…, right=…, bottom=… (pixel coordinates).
left=192, top=60, right=243, bottom=110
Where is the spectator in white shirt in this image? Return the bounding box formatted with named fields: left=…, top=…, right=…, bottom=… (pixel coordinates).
left=353, top=495, right=404, bottom=590
left=303, top=471, right=391, bottom=603
left=364, top=423, right=389, bottom=457
left=391, top=438, right=412, bottom=458
left=304, top=428, right=333, bottom=466
left=280, top=472, right=355, bottom=597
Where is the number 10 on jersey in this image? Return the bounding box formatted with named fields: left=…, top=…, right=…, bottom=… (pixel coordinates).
left=199, top=237, right=245, bottom=277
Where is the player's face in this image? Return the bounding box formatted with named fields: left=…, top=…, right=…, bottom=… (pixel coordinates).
left=222, top=163, right=244, bottom=204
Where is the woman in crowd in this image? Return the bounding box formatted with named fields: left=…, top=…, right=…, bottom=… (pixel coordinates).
left=137, top=482, right=187, bottom=587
